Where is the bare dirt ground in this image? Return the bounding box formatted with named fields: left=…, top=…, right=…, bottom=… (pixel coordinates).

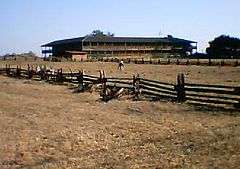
left=0, top=61, right=240, bottom=168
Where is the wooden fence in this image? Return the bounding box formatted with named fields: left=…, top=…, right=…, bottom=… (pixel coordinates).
left=0, top=65, right=239, bottom=110
left=86, top=58, right=240, bottom=67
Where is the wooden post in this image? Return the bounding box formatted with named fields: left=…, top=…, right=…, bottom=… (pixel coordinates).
left=6, top=64, right=10, bottom=76
left=99, top=70, right=102, bottom=80
left=98, top=70, right=103, bottom=84
left=56, top=69, right=63, bottom=83
left=77, top=70, right=84, bottom=92
left=234, top=60, right=238, bottom=67
left=181, top=73, right=186, bottom=101
left=101, top=75, right=108, bottom=102
left=176, top=74, right=181, bottom=102
left=15, top=66, right=18, bottom=77
left=39, top=67, right=43, bottom=80
left=196, top=59, right=200, bottom=66
left=176, top=73, right=186, bottom=102
left=133, top=74, right=140, bottom=100
left=59, top=68, right=63, bottom=82
left=40, top=66, right=46, bottom=80
left=27, top=64, right=33, bottom=79
left=134, top=58, right=137, bottom=64
left=16, top=66, right=21, bottom=77
left=133, top=75, right=136, bottom=86
left=234, top=87, right=240, bottom=109
left=176, top=59, right=180, bottom=65
left=208, top=58, right=212, bottom=66
left=27, top=64, right=31, bottom=79
left=220, top=60, right=225, bottom=66
left=167, top=59, right=170, bottom=65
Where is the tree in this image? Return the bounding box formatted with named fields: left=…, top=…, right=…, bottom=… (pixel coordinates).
left=206, top=35, right=240, bottom=59
left=90, top=30, right=115, bottom=37
left=91, top=30, right=104, bottom=36
left=107, top=32, right=115, bottom=37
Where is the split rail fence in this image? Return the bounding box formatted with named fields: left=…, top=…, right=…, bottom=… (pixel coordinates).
left=87, top=58, right=240, bottom=67
left=0, top=65, right=239, bottom=110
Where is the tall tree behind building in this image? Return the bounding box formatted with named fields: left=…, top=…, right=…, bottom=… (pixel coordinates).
left=206, top=35, right=240, bottom=59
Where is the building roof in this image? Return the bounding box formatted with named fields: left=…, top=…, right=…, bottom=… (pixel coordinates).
left=42, top=37, right=85, bottom=47
left=42, top=35, right=196, bottom=47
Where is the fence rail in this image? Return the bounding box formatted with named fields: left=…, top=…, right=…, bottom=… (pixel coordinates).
left=86, top=58, right=240, bottom=67
left=0, top=65, right=239, bottom=110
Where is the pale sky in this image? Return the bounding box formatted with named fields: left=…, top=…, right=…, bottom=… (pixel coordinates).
left=0, top=0, right=239, bottom=55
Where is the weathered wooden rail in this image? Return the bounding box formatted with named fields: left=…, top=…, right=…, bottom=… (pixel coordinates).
left=0, top=65, right=239, bottom=110
left=86, top=58, right=240, bottom=67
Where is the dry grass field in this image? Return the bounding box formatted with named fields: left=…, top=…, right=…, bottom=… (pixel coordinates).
left=0, top=60, right=240, bottom=169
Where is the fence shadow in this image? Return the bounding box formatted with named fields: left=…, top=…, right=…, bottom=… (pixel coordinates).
left=188, top=102, right=240, bottom=115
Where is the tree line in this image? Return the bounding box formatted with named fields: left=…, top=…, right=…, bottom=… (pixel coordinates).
left=206, top=35, right=240, bottom=59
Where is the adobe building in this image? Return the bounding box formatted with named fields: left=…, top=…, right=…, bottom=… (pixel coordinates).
left=41, top=35, right=197, bottom=60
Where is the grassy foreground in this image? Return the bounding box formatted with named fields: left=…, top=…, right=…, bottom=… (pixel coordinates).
left=0, top=61, right=240, bottom=168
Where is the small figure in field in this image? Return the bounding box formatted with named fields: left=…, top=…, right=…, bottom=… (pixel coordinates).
left=118, top=60, right=124, bottom=70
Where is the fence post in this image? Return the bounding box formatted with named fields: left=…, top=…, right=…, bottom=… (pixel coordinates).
left=176, top=59, right=180, bottom=65
left=43, top=67, right=47, bottom=80
left=176, top=73, right=186, bottom=102
left=196, top=59, right=200, bottom=66
left=101, top=71, right=108, bottom=101
left=6, top=64, right=10, bottom=76
left=176, top=74, right=180, bottom=102
left=56, top=69, right=63, bottom=83
left=181, top=73, right=186, bottom=101
left=133, top=74, right=140, bottom=100
left=77, top=70, right=84, bottom=92
left=234, top=87, right=240, bottom=109
left=134, top=59, right=137, bottom=64
left=16, top=66, right=21, bottom=77
left=234, top=60, right=238, bottom=67
left=39, top=67, right=44, bottom=80
left=99, top=70, right=102, bottom=82
left=133, top=75, right=136, bottom=98
left=27, top=64, right=32, bottom=79
left=60, top=68, right=63, bottom=82
left=220, top=60, right=225, bottom=66
left=208, top=58, right=212, bottom=66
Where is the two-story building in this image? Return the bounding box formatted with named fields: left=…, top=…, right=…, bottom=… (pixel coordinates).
left=41, top=35, right=197, bottom=60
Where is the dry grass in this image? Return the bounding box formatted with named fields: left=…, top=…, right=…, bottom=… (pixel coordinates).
left=0, top=61, right=240, bottom=168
